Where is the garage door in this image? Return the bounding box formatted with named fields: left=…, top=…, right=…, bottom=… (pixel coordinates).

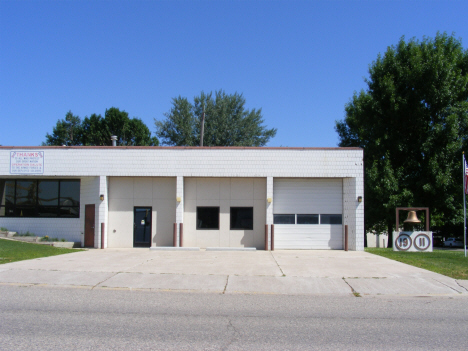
left=273, top=179, right=343, bottom=249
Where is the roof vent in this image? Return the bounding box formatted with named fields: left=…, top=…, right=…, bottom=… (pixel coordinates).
left=111, top=135, right=117, bottom=147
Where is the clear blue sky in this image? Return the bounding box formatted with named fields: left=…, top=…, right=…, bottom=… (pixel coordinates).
left=1, top=0, right=467, bottom=147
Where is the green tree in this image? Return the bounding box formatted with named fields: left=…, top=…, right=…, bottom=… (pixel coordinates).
left=335, top=33, right=468, bottom=244
left=44, top=108, right=158, bottom=146
left=155, top=91, right=277, bottom=146
left=81, top=114, right=107, bottom=146
left=101, top=107, right=158, bottom=146
left=44, top=111, right=82, bottom=146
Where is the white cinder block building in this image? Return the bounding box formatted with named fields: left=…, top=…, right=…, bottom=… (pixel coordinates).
left=0, top=147, right=364, bottom=250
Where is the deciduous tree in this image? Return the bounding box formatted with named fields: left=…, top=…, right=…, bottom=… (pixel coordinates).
left=44, top=108, right=158, bottom=146
left=44, top=111, right=82, bottom=146
left=335, top=33, right=468, bottom=244
left=155, top=91, right=277, bottom=146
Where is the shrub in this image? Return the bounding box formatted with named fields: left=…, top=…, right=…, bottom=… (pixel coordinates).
left=14, top=231, right=36, bottom=237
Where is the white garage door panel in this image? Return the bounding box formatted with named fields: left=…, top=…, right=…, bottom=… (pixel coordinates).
left=274, top=179, right=343, bottom=249
left=275, top=226, right=343, bottom=249
left=274, top=179, right=342, bottom=214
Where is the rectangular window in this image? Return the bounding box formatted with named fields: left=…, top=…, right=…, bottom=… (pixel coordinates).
left=16, top=180, right=36, bottom=206
left=38, top=206, right=59, bottom=217
left=0, top=180, right=15, bottom=206
left=273, top=214, right=295, bottom=224
left=37, top=180, right=59, bottom=217
left=59, top=180, right=80, bottom=206
left=197, top=207, right=219, bottom=229
left=320, top=214, right=342, bottom=225
left=0, top=179, right=80, bottom=218
left=230, top=207, right=253, bottom=230
left=0, top=180, right=14, bottom=216
left=297, top=214, right=319, bottom=224
left=59, top=180, right=80, bottom=217
left=38, top=180, right=59, bottom=206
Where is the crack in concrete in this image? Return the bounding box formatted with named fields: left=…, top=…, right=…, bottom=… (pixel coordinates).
left=221, top=319, right=240, bottom=351
left=455, top=280, right=468, bottom=293
left=432, top=278, right=463, bottom=294
left=269, top=252, right=285, bottom=276
left=342, top=277, right=361, bottom=297
left=223, top=275, right=229, bottom=294
left=91, top=272, right=120, bottom=290
left=125, top=257, right=155, bottom=271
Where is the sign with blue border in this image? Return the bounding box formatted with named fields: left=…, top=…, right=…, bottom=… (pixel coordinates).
left=10, top=151, right=44, bottom=174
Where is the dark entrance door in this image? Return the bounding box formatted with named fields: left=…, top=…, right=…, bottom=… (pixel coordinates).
left=84, top=204, right=95, bottom=247
left=134, top=207, right=152, bottom=247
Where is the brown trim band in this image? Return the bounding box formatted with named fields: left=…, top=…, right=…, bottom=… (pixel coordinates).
left=0, top=146, right=363, bottom=151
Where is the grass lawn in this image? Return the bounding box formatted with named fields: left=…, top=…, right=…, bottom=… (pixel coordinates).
left=0, top=239, right=83, bottom=264
left=366, top=248, right=468, bottom=280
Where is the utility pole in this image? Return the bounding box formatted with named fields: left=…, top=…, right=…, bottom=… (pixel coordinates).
left=200, top=104, right=205, bottom=147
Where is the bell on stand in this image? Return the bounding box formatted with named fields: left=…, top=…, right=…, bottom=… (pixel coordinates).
left=403, top=210, right=420, bottom=231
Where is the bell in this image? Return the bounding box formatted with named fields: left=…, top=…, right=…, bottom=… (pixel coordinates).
left=404, top=211, right=421, bottom=224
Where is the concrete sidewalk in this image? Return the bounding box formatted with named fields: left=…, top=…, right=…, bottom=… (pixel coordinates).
left=0, top=248, right=467, bottom=296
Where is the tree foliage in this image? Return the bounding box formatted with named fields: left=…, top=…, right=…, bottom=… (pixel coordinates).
left=155, top=91, right=277, bottom=146
left=44, top=108, right=158, bottom=146
left=44, top=111, right=82, bottom=146
left=335, top=33, right=468, bottom=239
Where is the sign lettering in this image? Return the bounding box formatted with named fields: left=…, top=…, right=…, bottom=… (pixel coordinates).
left=10, top=151, right=44, bottom=174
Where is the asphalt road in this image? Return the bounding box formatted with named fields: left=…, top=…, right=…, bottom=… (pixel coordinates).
left=1, top=285, right=467, bottom=350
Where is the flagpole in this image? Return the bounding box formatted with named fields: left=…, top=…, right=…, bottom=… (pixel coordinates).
left=464, top=152, right=467, bottom=257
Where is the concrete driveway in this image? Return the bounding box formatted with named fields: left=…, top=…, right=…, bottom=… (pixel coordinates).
left=0, top=249, right=467, bottom=296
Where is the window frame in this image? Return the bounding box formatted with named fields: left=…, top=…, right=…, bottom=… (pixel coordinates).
left=273, top=213, right=343, bottom=225
left=273, top=214, right=296, bottom=225
left=230, top=207, right=254, bottom=230
left=296, top=214, right=319, bottom=225
left=320, top=214, right=342, bottom=225
left=0, top=179, right=80, bottom=218
left=196, top=206, right=220, bottom=230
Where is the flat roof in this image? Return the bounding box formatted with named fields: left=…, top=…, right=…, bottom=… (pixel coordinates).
left=0, top=146, right=362, bottom=150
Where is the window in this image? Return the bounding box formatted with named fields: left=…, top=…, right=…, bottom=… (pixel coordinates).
left=297, top=214, right=319, bottom=224
left=273, top=213, right=342, bottom=225
left=230, top=207, right=253, bottom=230
left=0, top=180, right=14, bottom=216
left=273, top=214, right=295, bottom=224
left=38, top=180, right=59, bottom=217
left=0, top=179, right=80, bottom=218
left=197, top=207, right=219, bottom=229
left=59, top=181, right=81, bottom=217
left=320, top=214, right=342, bottom=225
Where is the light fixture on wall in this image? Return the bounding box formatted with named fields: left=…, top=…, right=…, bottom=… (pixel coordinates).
left=176, top=197, right=182, bottom=202
left=100, top=194, right=104, bottom=201
left=358, top=196, right=363, bottom=203
left=267, top=197, right=272, bottom=203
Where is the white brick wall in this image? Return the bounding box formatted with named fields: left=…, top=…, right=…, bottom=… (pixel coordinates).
left=0, top=218, right=81, bottom=242
left=97, top=176, right=108, bottom=248
left=0, top=147, right=363, bottom=178
left=266, top=176, right=273, bottom=250
left=342, top=160, right=364, bottom=251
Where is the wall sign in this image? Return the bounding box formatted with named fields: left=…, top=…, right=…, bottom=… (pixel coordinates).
left=392, top=231, right=433, bottom=252
left=10, top=151, right=44, bottom=174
